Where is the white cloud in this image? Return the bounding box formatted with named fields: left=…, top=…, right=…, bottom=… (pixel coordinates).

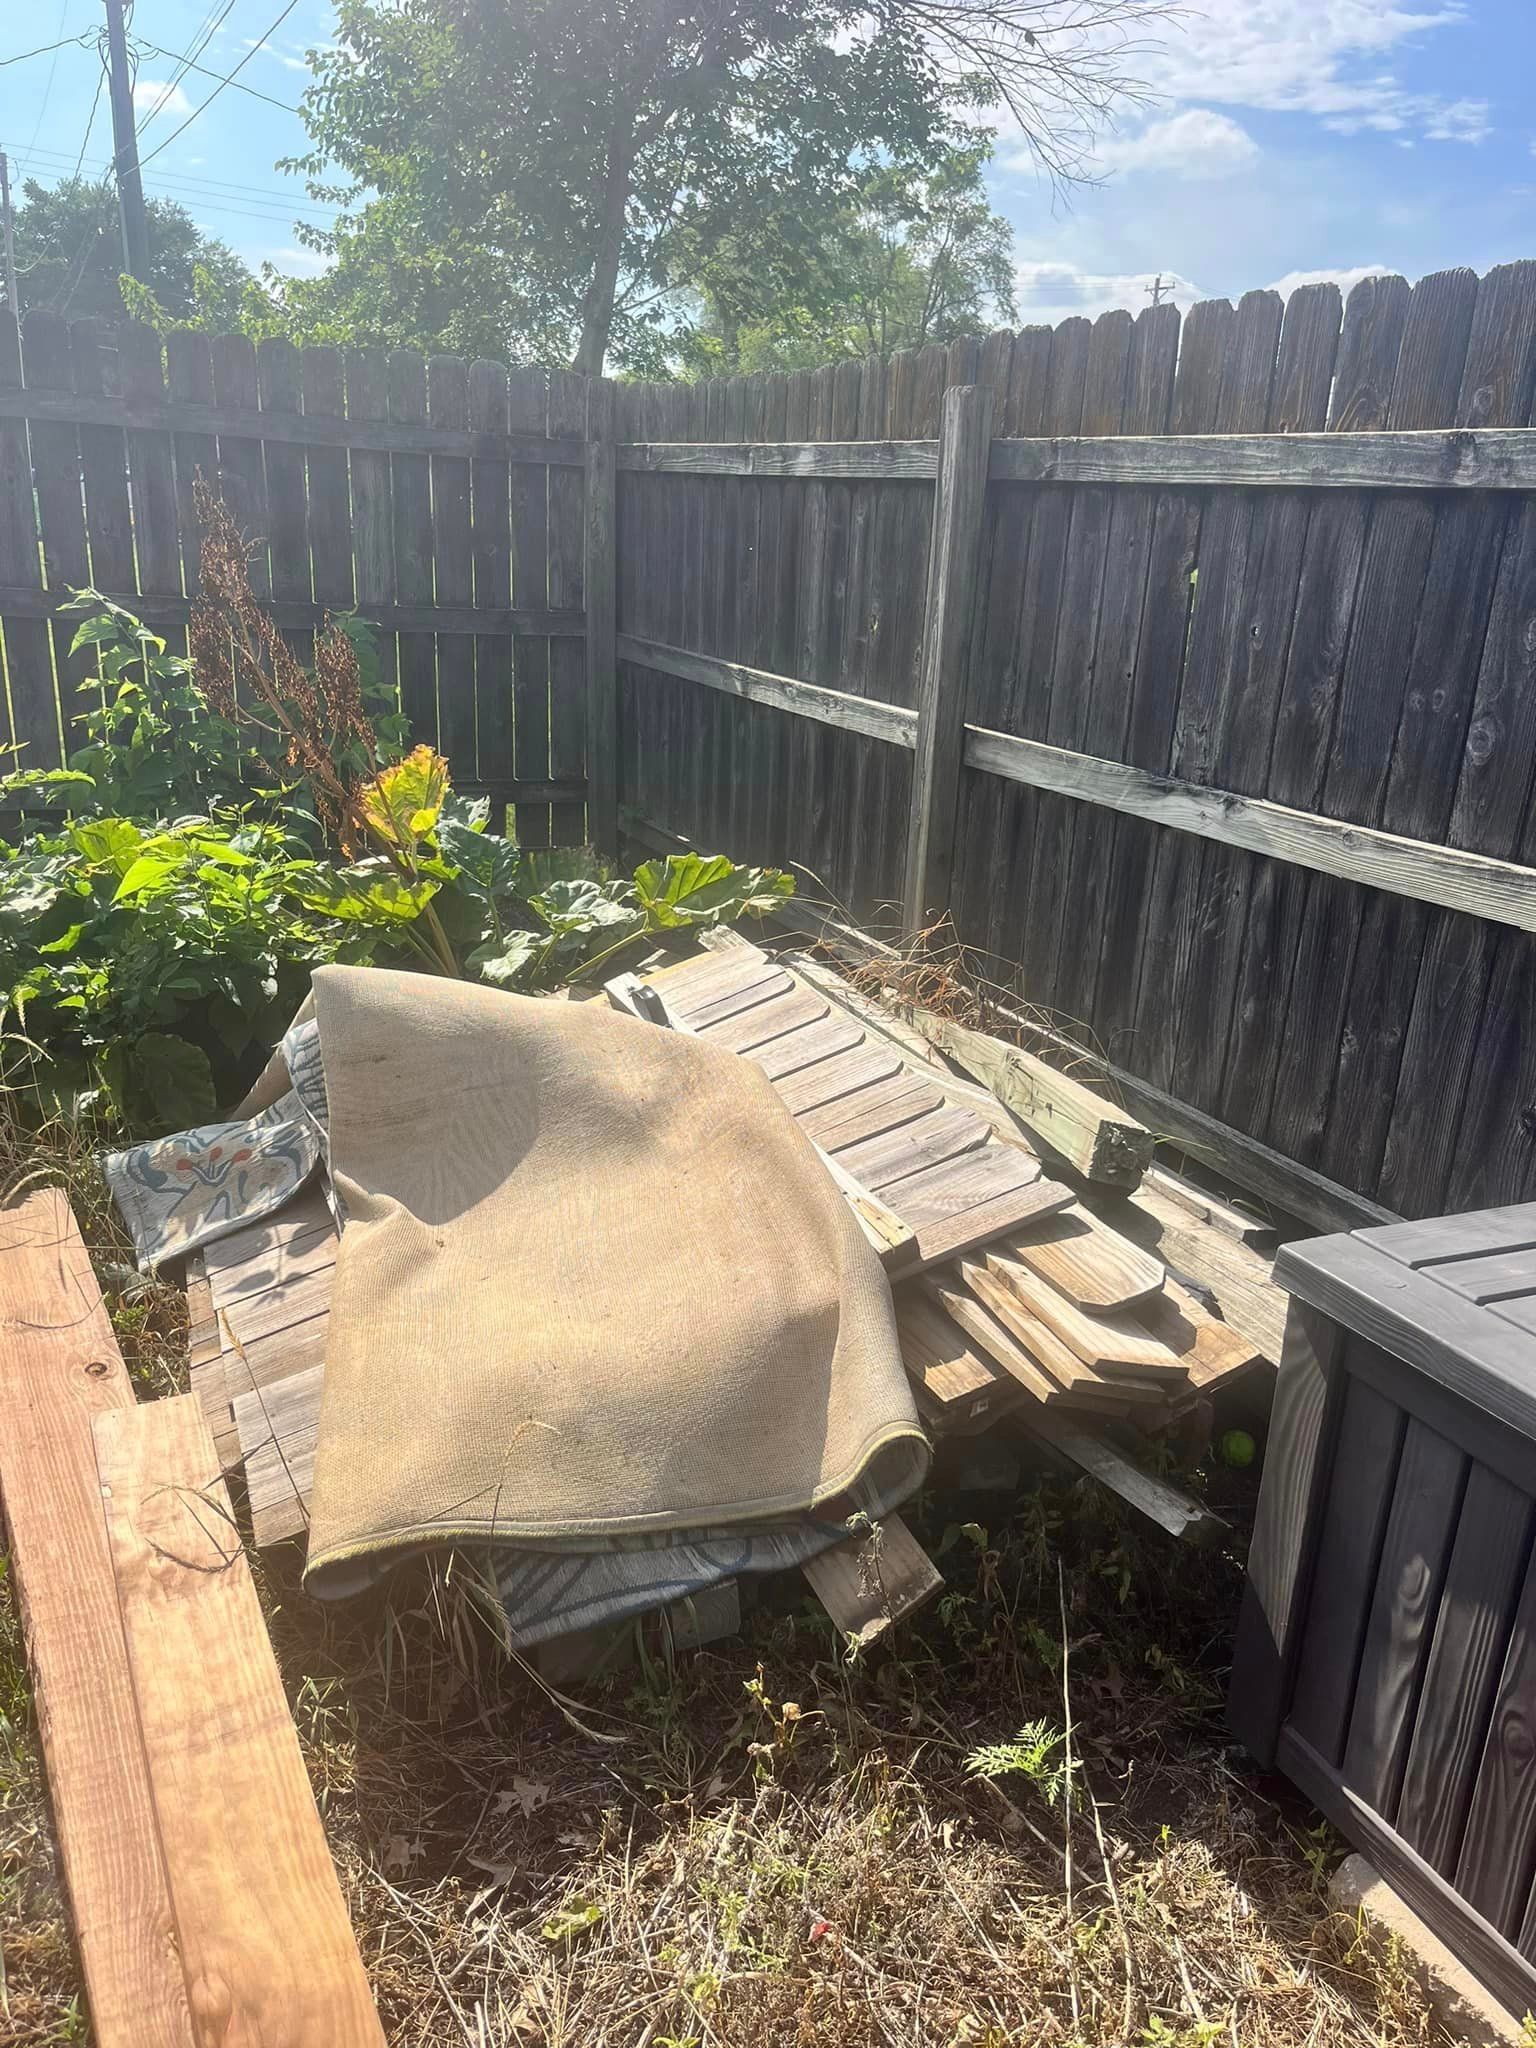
left=1266, top=263, right=1395, bottom=299
left=1094, top=109, right=1260, bottom=181
left=1135, top=0, right=1488, bottom=146
left=1013, top=262, right=1205, bottom=327
left=132, top=79, right=192, bottom=119
left=261, top=244, right=332, bottom=278
left=243, top=36, right=310, bottom=72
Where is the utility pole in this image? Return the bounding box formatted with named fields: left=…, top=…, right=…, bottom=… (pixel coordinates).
left=0, top=151, right=18, bottom=321
left=102, top=0, right=151, bottom=283
left=1146, top=274, right=1170, bottom=308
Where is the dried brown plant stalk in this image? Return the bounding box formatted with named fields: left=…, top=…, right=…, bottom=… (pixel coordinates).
left=190, top=477, right=376, bottom=854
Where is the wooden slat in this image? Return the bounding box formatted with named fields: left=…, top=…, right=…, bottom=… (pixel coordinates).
left=907, top=1283, right=1059, bottom=1406
left=0, top=384, right=580, bottom=460
left=896, top=1175, right=1075, bottom=1271
left=903, top=383, right=996, bottom=928
left=585, top=379, right=619, bottom=853
left=988, top=426, right=1536, bottom=488
left=981, top=1251, right=1187, bottom=1377
left=509, top=366, right=553, bottom=846
left=94, top=1394, right=386, bottom=2042
left=800, top=1514, right=943, bottom=1645
left=619, top=439, right=938, bottom=479
left=618, top=634, right=918, bottom=749
left=994, top=1204, right=1165, bottom=1312
left=0, top=1192, right=190, bottom=2046
left=234, top=1362, right=322, bottom=1544
left=388, top=350, right=437, bottom=740
left=695, top=986, right=830, bottom=1053
left=0, top=312, right=55, bottom=762
left=0, top=585, right=583, bottom=638
left=429, top=355, right=476, bottom=768
left=468, top=356, right=514, bottom=788
left=961, top=724, right=1536, bottom=934
left=1016, top=1408, right=1229, bottom=1546
left=952, top=1258, right=1168, bottom=1406
left=1134, top=1276, right=1266, bottom=1392
left=744, top=1014, right=865, bottom=1082
left=798, top=1071, right=947, bottom=1149
left=835, top=1105, right=991, bottom=1194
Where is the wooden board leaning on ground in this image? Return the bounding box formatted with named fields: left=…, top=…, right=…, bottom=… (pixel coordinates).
left=0, top=1190, right=385, bottom=2048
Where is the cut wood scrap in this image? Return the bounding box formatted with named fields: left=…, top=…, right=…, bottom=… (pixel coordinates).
left=234, top=1361, right=321, bottom=1547
left=1145, top=1164, right=1275, bottom=1247
left=0, top=1191, right=192, bottom=2047
left=772, top=1043, right=904, bottom=1115
left=95, top=1395, right=387, bottom=2045
left=1084, top=1183, right=1286, bottom=1363
left=745, top=1013, right=865, bottom=1081
left=951, top=1260, right=1168, bottom=1409
left=908, top=1011, right=1154, bottom=1189
left=799, top=1071, right=946, bottom=1149
left=1135, top=1275, right=1267, bottom=1392
left=997, top=1204, right=1165, bottom=1313
left=889, top=1144, right=1041, bottom=1223
left=695, top=986, right=830, bottom=1053
left=901, top=1289, right=1059, bottom=1407
left=896, top=1300, right=1023, bottom=1435
left=801, top=1513, right=942, bottom=1646
left=1014, top=1406, right=1230, bottom=1548
left=983, top=1250, right=1188, bottom=1379
left=813, top=1145, right=918, bottom=1272
left=834, top=1104, right=991, bottom=1193
left=891, top=1175, right=1076, bottom=1275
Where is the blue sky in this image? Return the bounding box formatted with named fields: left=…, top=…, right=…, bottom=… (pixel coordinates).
left=2, top=0, right=1534, bottom=324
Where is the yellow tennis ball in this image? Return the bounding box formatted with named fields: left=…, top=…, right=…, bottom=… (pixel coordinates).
left=1219, top=1429, right=1257, bottom=1468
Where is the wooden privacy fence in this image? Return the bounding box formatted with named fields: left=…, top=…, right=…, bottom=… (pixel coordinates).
left=7, top=274, right=1536, bottom=1231
left=0, top=309, right=606, bottom=848
left=612, top=261, right=1536, bottom=1228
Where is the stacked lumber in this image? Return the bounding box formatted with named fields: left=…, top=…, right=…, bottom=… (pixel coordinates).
left=614, top=943, right=1265, bottom=1444
left=0, top=1191, right=385, bottom=2046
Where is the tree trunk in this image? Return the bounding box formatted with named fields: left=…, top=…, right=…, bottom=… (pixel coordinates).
left=573, top=116, right=636, bottom=378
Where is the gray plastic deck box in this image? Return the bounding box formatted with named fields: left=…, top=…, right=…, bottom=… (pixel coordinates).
left=1229, top=1203, right=1536, bottom=2019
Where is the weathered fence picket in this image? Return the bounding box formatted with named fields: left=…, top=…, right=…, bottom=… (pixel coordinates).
left=5, top=267, right=1536, bottom=1227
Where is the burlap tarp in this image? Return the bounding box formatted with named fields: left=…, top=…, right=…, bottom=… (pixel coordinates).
left=302, top=964, right=928, bottom=1599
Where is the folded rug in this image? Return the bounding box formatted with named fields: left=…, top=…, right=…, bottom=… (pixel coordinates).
left=301, top=965, right=928, bottom=1605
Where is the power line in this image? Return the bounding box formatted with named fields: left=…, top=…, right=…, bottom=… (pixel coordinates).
left=49, top=51, right=109, bottom=312
left=138, top=39, right=297, bottom=115
left=137, top=0, right=302, bottom=171
left=0, top=29, right=92, bottom=68
left=14, top=141, right=337, bottom=220
left=135, top=0, right=238, bottom=132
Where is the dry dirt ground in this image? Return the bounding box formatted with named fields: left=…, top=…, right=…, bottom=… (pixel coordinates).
left=0, top=1138, right=1458, bottom=2048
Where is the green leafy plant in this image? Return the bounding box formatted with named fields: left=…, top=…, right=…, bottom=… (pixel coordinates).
left=964, top=1718, right=1076, bottom=1811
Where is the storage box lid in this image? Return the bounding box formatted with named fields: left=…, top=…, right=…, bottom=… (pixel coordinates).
left=1277, top=1203, right=1536, bottom=1442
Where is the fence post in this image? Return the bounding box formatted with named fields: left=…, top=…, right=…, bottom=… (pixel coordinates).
left=584, top=376, right=619, bottom=857
left=902, top=382, right=994, bottom=934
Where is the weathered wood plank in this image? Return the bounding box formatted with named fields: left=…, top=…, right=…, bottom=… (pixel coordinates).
left=0, top=1191, right=191, bottom=2046
left=1016, top=1408, right=1229, bottom=1546
left=903, top=383, right=995, bottom=930
left=988, top=425, right=1536, bottom=487
left=800, top=1514, right=943, bottom=1645
left=585, top=378, right=618, bottom=853
left=1000, top=1204, right=1165, bottom=1312
left=961, top=724, right=1536, bottom=933
left=982, top=1251, right=1187, bottom=1377
left=618, top=438, right=938, bottom=478
left=94, top=1394, right=386, bottom=2042
left=617, top=633, right=918, bottom=749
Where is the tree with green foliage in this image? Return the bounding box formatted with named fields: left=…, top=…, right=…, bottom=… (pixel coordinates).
left=9, top=176, right=252, bottom=328
left=278, top=0, right=1163, bottom=374
left=685, top=142, right=1018, bottom=372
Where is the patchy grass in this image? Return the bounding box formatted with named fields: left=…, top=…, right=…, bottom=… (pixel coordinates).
left=0, top=1116, right=1448, bottom=2047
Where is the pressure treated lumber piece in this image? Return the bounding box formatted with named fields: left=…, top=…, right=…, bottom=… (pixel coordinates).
left=1085, top=1183, right=1287, bottom=1364
left=801, top=1513, right=943, bottom=1646
left=905, top=1285, right=1059, bottom=1406
left=835, top=1104, right=992, bottom=1193
left=799, top=1071, right=947, bottom=1149
left=987, top=425, right=1536, bottom=491
left=1014, top=1407, right=1230, bottom=1548
left=953, top=1258, right=1169, bottom=1408
left=908, top=1010, right=1153, bottom=1188
left=983, top=1249, right=1188, bottom=1378
left=95, top=1394, right=386, bottom=2046
left=0, top=1191, right=191, bottom=2048
left=1135, top=1275, right=1267, bottom=1392
left=894, top=1174, right=1076, bottom=1273
left=999, top=1204, right=1166, bottom=1311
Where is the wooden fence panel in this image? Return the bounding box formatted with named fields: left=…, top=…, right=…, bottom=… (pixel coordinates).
left=0, top=322, right=589, bottom=834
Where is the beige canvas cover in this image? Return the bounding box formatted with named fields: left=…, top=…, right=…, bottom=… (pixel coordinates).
left=301, top=965, right=928, bottom=1597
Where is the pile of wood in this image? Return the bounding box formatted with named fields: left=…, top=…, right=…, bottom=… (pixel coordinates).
left=615, top=939, right=1266, bottom=1455
left=0, top=1190, right=386, bottom=2046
